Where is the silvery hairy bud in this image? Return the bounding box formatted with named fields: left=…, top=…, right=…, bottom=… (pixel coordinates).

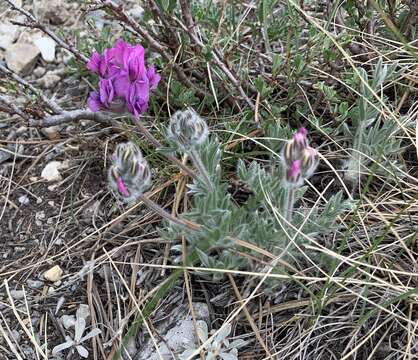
left=282, top=128, right=318, bottom=187
left=168, top=109, right=209, bottom=150
left=286, top=160, right=302, bottom=188
left=108, top=142, right=151, bottom=203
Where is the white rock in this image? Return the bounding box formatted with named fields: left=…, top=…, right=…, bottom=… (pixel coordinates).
left=18, top=194, right=30, bottom=205
left=43, top=265, right=63, bottom=282
left=128, top=6, right=144, bottom=20
left=0, top=23, right=20, bottom=50
left=37, top=72, right=60, bottom=89
left=33, top=37, right=56, bottom=62
left=10, top=289, right=26, bottom=300
left=26, top=279, right=44, bottom=288
left=41, top=161, right=67, bottom=182
left=5, top=42, right=40, bottom=75
left=33, top=0, right=68, bottom=25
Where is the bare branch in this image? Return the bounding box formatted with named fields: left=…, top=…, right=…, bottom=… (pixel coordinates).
left=27, top=109, right=116, bottom=127
left=0, top=95, right=29, bottom=121
left=0, top=62, right=63, bottom=114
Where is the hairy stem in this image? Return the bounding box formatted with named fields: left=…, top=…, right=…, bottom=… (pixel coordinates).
left=132, top=118, right=197, bottom=179
left=138, top=195, right=201, bottom=231
left=188, top=148, right=214, bottom=191
left=285, top=188, right=295, bottom=222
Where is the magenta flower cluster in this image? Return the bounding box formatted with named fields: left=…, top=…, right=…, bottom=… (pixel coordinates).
left=87, top=39, right=161, bottom=117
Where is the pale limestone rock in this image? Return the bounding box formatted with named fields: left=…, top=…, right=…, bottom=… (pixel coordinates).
left=43, top=265, right=63, bottom=282
left=5, top=42, right=40, bottom=75
left=33, top=36, right=56, bottom=62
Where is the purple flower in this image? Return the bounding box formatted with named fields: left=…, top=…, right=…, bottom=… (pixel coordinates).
left=286, top=160, right=302, bottom=186
left=86, top=39, right=161, bottom=117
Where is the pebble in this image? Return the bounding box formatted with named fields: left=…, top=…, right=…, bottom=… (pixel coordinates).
left=41, top=161, right=65, bottom=182
left=43, top=265, right=63, bottom=282
left=18, top=194, right=30, bottom=205
left=5, top=42, right=40, bottom=75
left=0, top=23, right=20, bottom=50
left=37, top=72, right=61, bottom=89
left=33, top=66, right=46, bottom=78
left=10, top=289, right=25, bottom=300
left=41, top=125, right=62, bottom=140
left=33, top=36, right=56, bottom=62
left=26, top=279, right=44, bottom=289
left=34, top=0, right=68, bottom=25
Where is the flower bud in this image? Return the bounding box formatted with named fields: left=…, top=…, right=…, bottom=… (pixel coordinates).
left=301, top=146, right=319, bottom=177
left=285, top=160, right=302, bottom=187
left=168, top=109, right=209, bottom=150
left=282, top=127, right=308, bottom=166
left=108, top=142, right=151, bottom=202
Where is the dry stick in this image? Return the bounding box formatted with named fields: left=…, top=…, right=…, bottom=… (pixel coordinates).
left=0, top=95, right=29, bottom=121
left=138, top=194, right=200, bottom=231
left=228, top=274, right=272, bottom=358
left=5, top=0, right=89, bottom=63
left=132, top=118, right=197, bottom=179
left=177, top=0, right=255, bottom=110
left=0, top=63, right=63, bottom=114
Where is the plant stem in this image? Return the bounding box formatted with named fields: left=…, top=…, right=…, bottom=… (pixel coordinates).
left=132, top=117, right=197, bottom=179
left=189, top=148, right=214, bottom=191
left=285, top=187, right=295, bottom=222
left=138, top=194, right=201, bottom=231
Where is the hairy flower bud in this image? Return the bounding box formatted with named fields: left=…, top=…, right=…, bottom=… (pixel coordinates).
left=301, top=147, right=319, bottom=177
left=283, top=127, right=308, bottom=166
left=285, top=160, right=302, bottom=187
left=282, top=128, right=318, bottom=187
left=168, top=109, right=209, bottom=150
left=108, top=142, right=151, bottom=202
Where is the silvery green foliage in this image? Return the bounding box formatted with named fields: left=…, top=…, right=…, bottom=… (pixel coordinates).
left=164, top=114, right=352, bottom=280
left=179, top=322, right=246, bottom=360
left=343, top=58, right=403, bottom=186
left=52, top=305, right=101, bottom=358
left=108, top=142, right=151, bottom=203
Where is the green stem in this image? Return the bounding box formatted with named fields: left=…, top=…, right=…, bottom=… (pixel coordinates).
left=132, top=117, right=197, bottom=179
left=189, top=148, right=214, bottom=191
left=286, top=187, right=295, bottom=222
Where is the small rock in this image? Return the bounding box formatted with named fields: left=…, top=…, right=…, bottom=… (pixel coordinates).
left=41, top=161, right=66, bottom=182
left=33, top=36, right=56, bottom=62
left=34, top=0, right=68, bottom=25
left=41, top=125, right=61, bottom=140
left=18, top=194, right=30, bottom=205
left=37, top=72, right=60, bottom=89
left=10, top=290, right=25, bottom=300
left=128, top=6, right=144, bottom=20
left=0, top=147, right=11, bottom=164
left=10, top=330, right=20, bottom=343
left=5, top=42, right=40, bottom=75
left=33, top=66, right=46, bottom=78
left=26, top=279, right=44, bottom=288
left=43, top=265, right=63, bottom=282
left=0, top=23, right=20, bottom=50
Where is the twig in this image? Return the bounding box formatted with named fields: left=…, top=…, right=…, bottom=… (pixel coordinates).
left=0, top=95, right=29, bottom=121
left=132, top=117, right=197, bottom=179
left=174, top=5, right=255, bottom=110
left=0, top=62, right=63, bottom=114
left=138, top=194, right=201, bottom=231
left=5, top=0, right=89, bottom=63
left=27, top=109, right=115, bottom=127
